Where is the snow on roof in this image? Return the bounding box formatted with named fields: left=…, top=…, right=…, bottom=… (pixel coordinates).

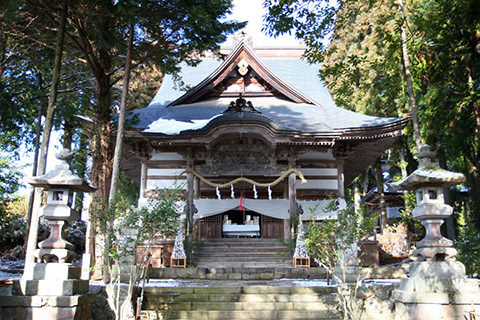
left=137, top=97, right=401, bottom=135
left=129, top=44, right=405, bottom=135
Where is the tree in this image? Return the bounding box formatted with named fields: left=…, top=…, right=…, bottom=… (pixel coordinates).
left=305, top=204, right=376, bottom=320
left=264, top=0, right=480, bottom=228
left=0, top=156, right=23, bottom=214
left=109, top=24, right=134, bottom=205
left=55, top=0, right=246, bottom=200
left=91, top=182, right=182, bottom=319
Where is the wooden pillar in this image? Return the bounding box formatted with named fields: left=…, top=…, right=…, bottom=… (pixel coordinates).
left=289, top=172, right=297, bottom=231
left=193, top=176, right=200, bottom=199
left=140, top=163, right=147, bottom=198
left=186, top=171, right=194, bottom=262
left=337, top=158, right=345, bottom=198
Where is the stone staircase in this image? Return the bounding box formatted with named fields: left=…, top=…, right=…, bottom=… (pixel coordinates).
left=193, top=238, right=291, bottom=268
left=140, top=285, right=340, bottom=320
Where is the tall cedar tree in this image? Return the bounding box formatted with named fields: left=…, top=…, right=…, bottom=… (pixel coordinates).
left=264, top=0, right=480, bottom=226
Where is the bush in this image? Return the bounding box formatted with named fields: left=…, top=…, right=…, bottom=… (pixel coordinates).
left=0, top=215, right=26, bottom=251
left=456, top=222, right=480, bottom=277
left=0, top=214, right=86, bottom=256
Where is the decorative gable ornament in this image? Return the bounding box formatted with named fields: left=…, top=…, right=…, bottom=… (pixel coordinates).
left=237, top=58, right=249, bottom=76
left=232, top=31, right=253, bottom=47
left=223, top=94, right=260, bottom=113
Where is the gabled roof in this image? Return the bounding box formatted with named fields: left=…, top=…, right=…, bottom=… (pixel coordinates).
left=169, top=40, right=315, bottom=106
left=127, top=37, right=407, bottom=139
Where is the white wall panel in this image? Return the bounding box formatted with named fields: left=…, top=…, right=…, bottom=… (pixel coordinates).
left=298, top=150, right=335, bottom=160
left=146, top=179, right=186, bottom=190
left=150, top=152, right=184, bottom=161
left=147, top=168, right=186, bottom=176
left=299, top=168, right=338, bottom=176
left=296, top=179, right=338, bottom=190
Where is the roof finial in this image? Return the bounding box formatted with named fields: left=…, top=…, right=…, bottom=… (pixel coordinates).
left=417, top=144, right=437, bottom=168
left=233, top=31, right=253, bottom=47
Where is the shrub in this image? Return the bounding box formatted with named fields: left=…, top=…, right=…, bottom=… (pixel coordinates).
left=456, top=222, right=480, bottom=277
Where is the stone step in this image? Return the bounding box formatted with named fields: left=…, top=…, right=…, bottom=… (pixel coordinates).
left=201, top=238, right=281, bottom=242
left=194, top=263, right=293, bottom=269
left=145, top=286, right=335, bottom=295
left=148, top=267, right=327, bottom=280
left=140, top=286, right=340, bottom=319
left=194, top=252, right=289, bottom=257
left=196, top=246, right=288, bottom=252
left=143, top=300, right=338, bottom=311
left=194, top=257, right=291, bottom=262
left=195, top=245, right=289, bottom=250
left=145, top=310, right=339, bottom=320
left=144, top=293, right=337, bottom=304
left=198, top=240, right=285, bottom=246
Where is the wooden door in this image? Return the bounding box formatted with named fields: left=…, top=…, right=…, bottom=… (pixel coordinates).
left=197, top=214, right=222, bottom=239
left=261, top=215, right=284, bottom=239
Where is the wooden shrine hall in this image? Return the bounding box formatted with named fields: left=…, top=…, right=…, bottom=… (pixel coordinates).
left=124, top=34, right=408, bottom=241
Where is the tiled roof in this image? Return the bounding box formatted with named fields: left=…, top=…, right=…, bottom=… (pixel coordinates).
left=128, top=44, right=405, bottom=134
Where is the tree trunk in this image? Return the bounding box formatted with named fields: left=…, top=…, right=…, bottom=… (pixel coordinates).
left=74, top=132, right=88, bottom=212
left=62, top=120, right=73, bottom=150
left=465, top=56, right=480, bottom=227
left=375, top=160, right=387, bottom=232
left=108, top=24, right=134, bottom=204
left=24, top=0, right=68, bottom=271
left=24, top=79, right=44, bottom=248
left=91, top=86, right=114, bottom=199
left=398, top=0, right=423, bottom=151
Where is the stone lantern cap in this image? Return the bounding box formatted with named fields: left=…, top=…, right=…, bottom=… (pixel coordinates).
left=27, top=149, right=95, bottom=192
left=391, top=145, right=465, bottom=191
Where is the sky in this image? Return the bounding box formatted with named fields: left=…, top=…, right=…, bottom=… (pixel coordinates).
left=15, top=0, right=300, bottom=195
left=226, top=0, right=300, bottom=47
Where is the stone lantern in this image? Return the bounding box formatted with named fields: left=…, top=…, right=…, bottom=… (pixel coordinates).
left=394, top=145, right=463, bottom=263
left=391, top=145, right=480, bottom=319
left=0, top=149, right=96, bottom=319
left=27, top=149, right=95, bottom=264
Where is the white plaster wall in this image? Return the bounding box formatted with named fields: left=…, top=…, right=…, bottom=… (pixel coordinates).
left=297, top=149, right=335, bottom=160
left=296, top=179, right=338, bottom=190
left=298, top=168, right=338, bottom=176
left=149, top=152, right=184, bottom=161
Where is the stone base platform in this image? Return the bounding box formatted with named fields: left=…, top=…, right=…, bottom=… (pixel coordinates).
left=0, top=293, right=96, bottom=320
left=13, top=279, right=90, bottom=296
left=393, top=262, right=480, bottom=320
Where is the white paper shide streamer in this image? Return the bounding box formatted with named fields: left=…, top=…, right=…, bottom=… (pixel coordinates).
left=231, top=184, right=234, bottom=199
left=268, top=186, right=272, bottom=200
left=171, top=227, right=186, bottom=258
left=216, top=186, right=221, bottom=200
left=253, top=185, right=258, bottom=199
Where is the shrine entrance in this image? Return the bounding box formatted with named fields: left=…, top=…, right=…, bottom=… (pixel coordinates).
left=196, top=210, right=284, bottom=239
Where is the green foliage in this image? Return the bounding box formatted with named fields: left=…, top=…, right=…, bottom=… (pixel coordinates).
left=456, top=221, right=480, bottom=276
left=304, top=203, right=376, bottom=271
left=91, top=178, right=182, bottom=265
left=264, top=0, right=480, bottom=228
left=0, top=156, right=23, bottom=213
left=398, top=191, right=424, bottom=243
left=0, top=213, right=26, bottom=251
left=303, top=203, right=376, bottom=320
